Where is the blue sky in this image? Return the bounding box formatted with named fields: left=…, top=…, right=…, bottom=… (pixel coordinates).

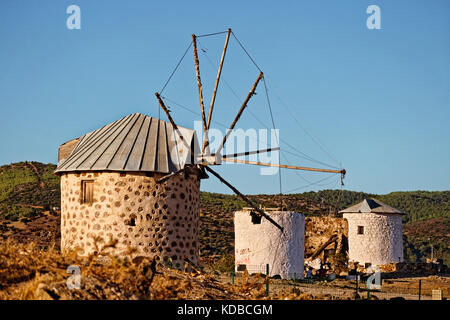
left=0, top=0, right=449, bottom=195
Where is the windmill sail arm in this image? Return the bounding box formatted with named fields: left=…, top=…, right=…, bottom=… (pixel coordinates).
left=221, top=158, right=346, bottom=175
left=203, top=165, right=284, bottom=232
left=192, top=34, right=208, bottom=133
left=155, top=92, right=182, bottom=137
left=203, top=28, right=232, bottom=154
left=157, top=168, right=186, bottom=184
left=220, top=147, right=280, bottom=159
left=155, top=92, right=193, bottom=154
left=206, top=28, right=231, bottom=131
left=215, top=72, right=264, bottom=155
left=196, top=147, right=280, bottom=164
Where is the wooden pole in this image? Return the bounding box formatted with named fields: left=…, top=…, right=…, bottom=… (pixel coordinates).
left=155, top=92, right=180, bottom=133
left=216, top=72, right=264, bottom=155
left=221, top=158, right=346, bottom=175
left=203, top=28, right=232, bottom=154
left=155, top=92, right=191, bottom=149
left=192, top=34, right=208, bottom=135
left=157, top=168, right=186, bottom=184
left=203, top=165, right=283, bottom=232
left=293, top=273, right=296, bottom=293
left=308, top=234, right=338, bottom=260
left=418, top=280, right=421, bottom=300
left=221, top=147, right=280, bottom=159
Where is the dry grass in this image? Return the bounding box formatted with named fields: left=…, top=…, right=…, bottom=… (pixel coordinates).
left=0, top=239, right=263, bottom=300
left=381, top=276, right=450, bottom=297
left=3, top=238, right=446, bottom=300
left=0, top=238, right=154, bottom=299
left=227, top=270, right=267, bottom=299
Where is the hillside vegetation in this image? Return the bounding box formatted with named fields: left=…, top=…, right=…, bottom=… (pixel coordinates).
left=0, top=162, right=448, bottom=264
left=0, top=162, right=59, bottom=222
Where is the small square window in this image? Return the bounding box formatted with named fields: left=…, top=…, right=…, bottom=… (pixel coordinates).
left=81, top=180, right=94, bottom=204
left=250, top=212, right=262, bottom=224
left=357, top=226, right=364, bottom=235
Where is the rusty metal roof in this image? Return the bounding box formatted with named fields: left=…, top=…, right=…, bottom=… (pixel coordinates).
left=339, top=198, right=406, bottom=215
left=55, top=113, right=200, bottom=174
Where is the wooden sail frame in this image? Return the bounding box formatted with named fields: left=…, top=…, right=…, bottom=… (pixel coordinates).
left=155, top=28, right=346, bottom=232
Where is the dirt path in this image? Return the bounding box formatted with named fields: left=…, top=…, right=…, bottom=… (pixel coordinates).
left=26, top=162, right=44, bottom=188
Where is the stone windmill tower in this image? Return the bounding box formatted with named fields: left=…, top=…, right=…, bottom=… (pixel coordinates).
left=55, top=113, right=207, bottom=268
left=340, top=198, right=405, bottom=268
left=56, top=29, right=347, bottom=270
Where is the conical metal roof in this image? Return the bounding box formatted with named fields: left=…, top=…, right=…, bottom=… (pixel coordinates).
left=55, top=113, right=200, bottom=174
left=339, top=198, right=406, bottom=215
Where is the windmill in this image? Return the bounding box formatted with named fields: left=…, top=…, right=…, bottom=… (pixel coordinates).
left=154, top=28, right=346, bottom=233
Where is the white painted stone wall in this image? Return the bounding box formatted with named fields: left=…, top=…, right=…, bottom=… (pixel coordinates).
left=344, top=213, right=403, bottom=267
left=234, top=211, right=304, bottom=279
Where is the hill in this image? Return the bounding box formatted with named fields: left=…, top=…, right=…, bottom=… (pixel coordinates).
left=0, top=162, right=59, bottom=221
left=199, top=190, right=450, bottom=265
left=0, top=162, right=448, bottom=264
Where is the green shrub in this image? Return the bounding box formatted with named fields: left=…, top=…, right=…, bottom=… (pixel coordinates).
left=212, top=255, right=235, bottom=273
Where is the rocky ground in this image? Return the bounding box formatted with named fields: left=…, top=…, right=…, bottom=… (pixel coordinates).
left=2, top=212, right=60, bottom=248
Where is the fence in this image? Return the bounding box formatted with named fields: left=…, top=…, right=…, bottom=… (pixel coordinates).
left=225, top=265, right=447, bottom=300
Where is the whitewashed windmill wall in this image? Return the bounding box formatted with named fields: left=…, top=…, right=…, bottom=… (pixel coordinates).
left=340, top=199, right=404, bottom=268
left=234, top=210, right=305, bottom=279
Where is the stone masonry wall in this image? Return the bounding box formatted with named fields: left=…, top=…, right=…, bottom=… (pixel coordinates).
left=60, top=171, right=200, bottom=268
left=344, top=213, right=403, bottom=267
left=305, top=216, right=348, bottom=258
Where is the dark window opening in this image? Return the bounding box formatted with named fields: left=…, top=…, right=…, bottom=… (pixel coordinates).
left=237, top=264, right=247, bottom=272
left=250, top=212, right=262, bottom=224
left=357, top=226, right=364, bottom=235
left=81, top=180, right=94, bottom=204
